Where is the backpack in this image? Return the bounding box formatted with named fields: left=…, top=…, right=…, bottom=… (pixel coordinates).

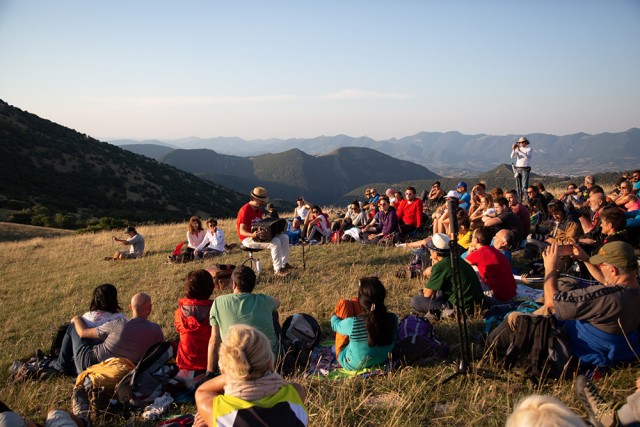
left=503, top=314, right=574, bottom=380
left=282, top=313, right=321, bottom=350
left=72, top=357, right=136, bottom=419
left=393, top=315, right=449, bottom=363
left=280, top=313, right=322, bottom=374
left=114, top=342, right=179, bottom=412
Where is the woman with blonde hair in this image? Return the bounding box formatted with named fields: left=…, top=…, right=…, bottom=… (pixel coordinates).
left=195, top=325, right=307, bottom=427
left=506, top=395, right=587, bottom=427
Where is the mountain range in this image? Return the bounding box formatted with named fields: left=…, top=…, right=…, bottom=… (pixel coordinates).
left=152, top=146, right=438, bottom=205
left=112, top=128, right=640, bottom=177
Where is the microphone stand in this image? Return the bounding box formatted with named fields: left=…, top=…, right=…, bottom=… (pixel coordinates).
left=431, top=200, right=501, bottom=390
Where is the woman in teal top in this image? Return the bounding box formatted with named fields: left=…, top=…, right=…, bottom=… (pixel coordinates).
left=331, top=277, right=398, bottom=371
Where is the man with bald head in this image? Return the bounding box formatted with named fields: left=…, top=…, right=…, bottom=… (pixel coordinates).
left=53, top=292, right=164, bottom=376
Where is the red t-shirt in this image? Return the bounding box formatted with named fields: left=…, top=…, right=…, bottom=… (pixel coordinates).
left=236, top=202, right=263, bottom=241
left=397, top=198, right=423, bottom=228
left=465, top=245, right=516, bottom=301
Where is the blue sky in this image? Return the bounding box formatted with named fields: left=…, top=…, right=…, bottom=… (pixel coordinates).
left=0, top=0, right=638, bottom=140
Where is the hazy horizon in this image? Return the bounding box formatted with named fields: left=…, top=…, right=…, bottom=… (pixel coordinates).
left=1, top=1, right=639, bottom=141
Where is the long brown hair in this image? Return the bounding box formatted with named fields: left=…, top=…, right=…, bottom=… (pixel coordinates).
left=188, top=216, right=203, bottom=234
left=358, top=277, right=394, bottom=347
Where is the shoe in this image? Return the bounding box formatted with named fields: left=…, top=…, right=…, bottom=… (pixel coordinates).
left=142, top=392, right=173, bottom=420
left=274, top=270, right=290, bottom=278
left=575, top=375, right=618, bottom=427
left=104, top=257, right=114, bottom=261
left=283, top=263, right=296, bottom=271
left=395, top=243, right=407, bottom=248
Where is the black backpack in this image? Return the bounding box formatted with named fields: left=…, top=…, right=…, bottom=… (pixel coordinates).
left=114, top=342, right=178, bottom=412
left=503, top=314, right=574, bottom=380
left=280, top=313, right=322, bottom=374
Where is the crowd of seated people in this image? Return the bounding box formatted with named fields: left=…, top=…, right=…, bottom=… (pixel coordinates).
left=18, top=174, right=640, bottom=426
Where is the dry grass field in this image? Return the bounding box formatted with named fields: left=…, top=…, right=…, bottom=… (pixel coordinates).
left=0, top=216, right=637, bottom=426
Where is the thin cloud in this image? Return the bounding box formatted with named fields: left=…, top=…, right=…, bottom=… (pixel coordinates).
left=320, top=89, right=412, bottom=100
left=129, top=95, right=299, bottom=107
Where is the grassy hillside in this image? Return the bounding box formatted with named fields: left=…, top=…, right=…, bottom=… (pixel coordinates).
left=1, top=220, right=635, bottom=426
left=0, top=100, right=246, bottom=228
left=0, top=222, right=74, bottom=242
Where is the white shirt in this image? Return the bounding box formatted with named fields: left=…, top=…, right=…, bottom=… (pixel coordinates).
left=295, top=205, right=309, bottom=219
left=511, top=146, right=532, bottom=167
left=187, top=230, right=206, bottom=249
left=195, top=228, right=225, bottom=253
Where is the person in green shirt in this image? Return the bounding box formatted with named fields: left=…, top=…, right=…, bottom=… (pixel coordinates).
left=411, top=233, right=484, bottom=315
left=206, top=266, right=280, bottom=376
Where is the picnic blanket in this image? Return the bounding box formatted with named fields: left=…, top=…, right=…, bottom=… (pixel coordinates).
left=303, top=341, right=396, bottom=380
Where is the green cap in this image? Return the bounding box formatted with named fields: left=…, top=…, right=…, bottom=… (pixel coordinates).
left=589, top=241, right=637, bottom=269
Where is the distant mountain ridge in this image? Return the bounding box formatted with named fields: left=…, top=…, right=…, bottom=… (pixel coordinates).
left=115, top=128, right=640, bottom=176
left=0, top=100, right=246, bottom=226
left=154, top=146, right=439, bottom=204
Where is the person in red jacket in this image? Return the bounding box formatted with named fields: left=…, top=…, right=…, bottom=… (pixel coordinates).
left=174, top=269, right=214, bottom=372
left=396, top=186, right=424, bottom=236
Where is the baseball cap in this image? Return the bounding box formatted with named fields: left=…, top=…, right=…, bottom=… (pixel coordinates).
left=456, top=182, right=467, bottom=190
left=446, top=190, right=461, bottom=199
left=589, top=241, right=637, bottom=269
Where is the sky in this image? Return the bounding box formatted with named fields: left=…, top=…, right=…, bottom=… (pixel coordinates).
left=0, top=0, right=639, bottom=141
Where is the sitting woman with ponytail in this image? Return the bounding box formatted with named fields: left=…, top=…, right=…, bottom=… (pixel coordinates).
left=330, top=277, right=398, bottom=371
left=195, top=324, right=308, bottom=427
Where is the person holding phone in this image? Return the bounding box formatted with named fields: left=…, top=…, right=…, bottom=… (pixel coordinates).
left=511, top=137, right=532, bottom=202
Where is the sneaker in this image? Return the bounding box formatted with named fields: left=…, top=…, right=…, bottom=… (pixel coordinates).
left=142, top=392, right=173, bottom=420
left=274, top=270, right=290, bottom=278
left=395, top=243, right=407, bottom=248
left=283, top=263, right=296, bottom=271
left=575, top=375, right=618, bottom=427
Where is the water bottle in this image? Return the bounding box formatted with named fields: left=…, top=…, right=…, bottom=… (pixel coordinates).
left=255, top=260, right=262, bottom=274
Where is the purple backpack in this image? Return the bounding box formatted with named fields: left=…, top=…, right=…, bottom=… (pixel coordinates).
left=394, top=315, right=449, bottom=362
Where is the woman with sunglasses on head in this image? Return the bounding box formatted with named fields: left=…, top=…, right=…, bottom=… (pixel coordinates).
left=614, top=181, right=640, bottom=212
left=331, top=277, right=398, bottom=370
left=304, top=206, right=331, bottom=243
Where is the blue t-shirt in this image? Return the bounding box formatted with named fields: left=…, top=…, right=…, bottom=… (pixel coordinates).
left=459, top=193, right=471, bottom=211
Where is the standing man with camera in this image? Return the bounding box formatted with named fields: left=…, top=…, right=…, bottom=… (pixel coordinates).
left=236, top=187, right=293, bottom=277
left=511, top=136, right=532, bottom=202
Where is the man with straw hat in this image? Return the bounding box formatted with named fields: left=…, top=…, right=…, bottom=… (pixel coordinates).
left=236, top=187, right=294, bottom=277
